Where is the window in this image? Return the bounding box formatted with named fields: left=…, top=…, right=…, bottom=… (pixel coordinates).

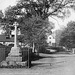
left=49, top=37, right=51, bottom=39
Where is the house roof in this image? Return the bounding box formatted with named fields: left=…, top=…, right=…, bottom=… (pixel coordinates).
left=0, top=35, right=14, bottom=42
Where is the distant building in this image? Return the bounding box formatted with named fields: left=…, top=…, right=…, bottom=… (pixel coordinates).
left=47, top=31, right=56, bottom=47
left=0, top=35, right=14, bottom=46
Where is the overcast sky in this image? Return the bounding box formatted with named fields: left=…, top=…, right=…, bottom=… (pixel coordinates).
left=0, top=0, right=17, bottom=12
left=0, top=0, right=17, bottom=34
left=49, top=8, right=75, bottom=32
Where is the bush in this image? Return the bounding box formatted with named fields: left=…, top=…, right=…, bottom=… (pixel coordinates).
left=39, top=46, right=46, bottom=53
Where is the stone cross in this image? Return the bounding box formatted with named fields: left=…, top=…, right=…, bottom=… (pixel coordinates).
left=13, top=22, right=18, bottom=47
left=7, top=22, right=21, bottom=57
left=6, top=22, right=22, bottom=62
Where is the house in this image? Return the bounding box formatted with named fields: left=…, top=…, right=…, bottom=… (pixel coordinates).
left=0, top=35, right=14, bottom=46
left=47, top=31, right=56, bottom=47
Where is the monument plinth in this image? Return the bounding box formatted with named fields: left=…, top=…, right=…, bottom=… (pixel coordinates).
left=8, top=47, right=21, bottom=56
left=6, top=22, right=22, bottom=62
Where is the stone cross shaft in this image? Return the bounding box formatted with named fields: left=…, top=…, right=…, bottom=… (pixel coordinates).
left=13, top=22, right=18, bottom=47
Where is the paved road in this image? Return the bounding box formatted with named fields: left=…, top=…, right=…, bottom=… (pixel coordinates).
left=0, top=53, right=75, bottom=75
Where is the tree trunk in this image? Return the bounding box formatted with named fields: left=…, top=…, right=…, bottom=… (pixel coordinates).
left=32, top=42, right=35, bottom=53
left=36, top=45, right=39, bottom=56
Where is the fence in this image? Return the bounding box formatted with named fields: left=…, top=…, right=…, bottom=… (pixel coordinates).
left=0, top=47, right=6, bottom=62
left=0, top=46, right=32, bottom=62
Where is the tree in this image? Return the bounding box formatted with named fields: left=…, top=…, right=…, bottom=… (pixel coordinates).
left=4, top=0, right=75, bottom=20
left=0, top=10, right=4, bottom=24
left=2, top=0, right=74, bottom=52
left=4, top=0, right=75, bottom=30
left=3, top=9, right=53, bottom=53
left=18, top=15, right=53, bottom=52
left=55, top=30, right=63, bottom=46
left=17, top=0, right=75, bottom=19
left=59, top=21, right=75, bottom=49
left=55, top=26, right=66, bottom=46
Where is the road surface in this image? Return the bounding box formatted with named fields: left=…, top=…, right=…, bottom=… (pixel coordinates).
left=0, top=53, right=75, bottom=75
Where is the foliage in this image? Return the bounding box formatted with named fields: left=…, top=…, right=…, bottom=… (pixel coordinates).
left=4, top=0, right=75, bottom=21
left=59, top=21, right=75, bottom=49
left=0, top=10, right=4, bottom=25
left=18, top=15, right=53, bottom=48
left=55, top=28, right=66, bottom=46
left=0, top=10, right=3, bottom=18
left=1, top=0, right=75, bottom=51
left=3, top=0, right=55, bottom=48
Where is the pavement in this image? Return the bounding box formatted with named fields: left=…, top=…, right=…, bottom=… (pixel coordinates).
left=0, top=53, right=75, bottom=75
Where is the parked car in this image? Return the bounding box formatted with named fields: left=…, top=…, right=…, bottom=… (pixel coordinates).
left=46, top=46, right=67, bottom=54
left=46, top=48, right=57, bottom=53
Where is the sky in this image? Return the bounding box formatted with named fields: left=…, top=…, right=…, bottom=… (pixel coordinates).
left=49, top=8, right=75, bottom=32
left=0, top=0, right=17, bottom=34
left=0, top=0, right=17, bottom=13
